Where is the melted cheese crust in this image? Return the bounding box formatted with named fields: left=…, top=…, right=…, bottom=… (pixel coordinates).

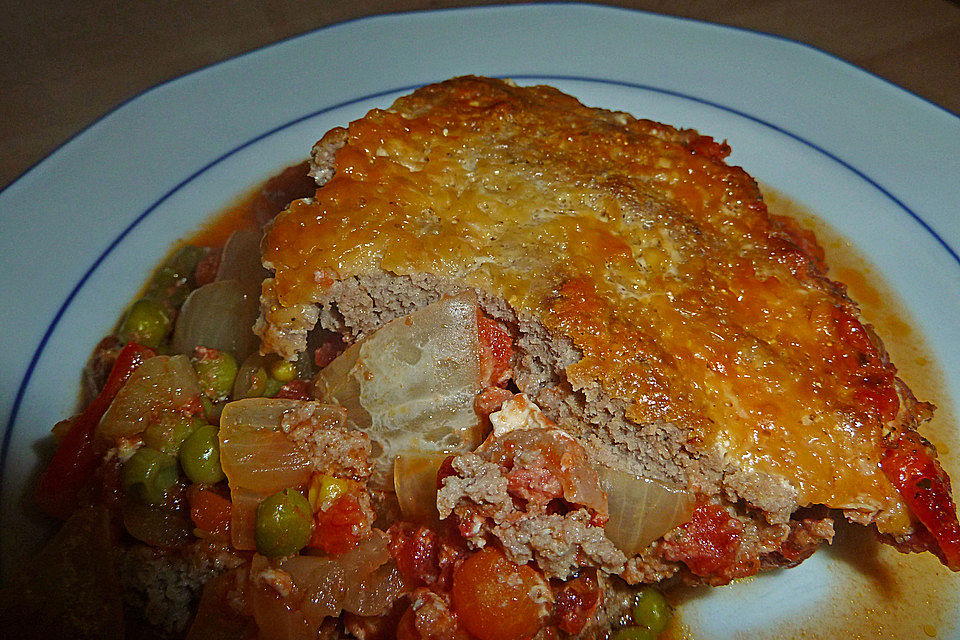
left=262, top=77, right=907, bottom=527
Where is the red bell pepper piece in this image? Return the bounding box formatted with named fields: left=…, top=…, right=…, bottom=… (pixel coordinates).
left=35, top=342, right=157, bottom=519
left=881, top=430, right=960, bottom=571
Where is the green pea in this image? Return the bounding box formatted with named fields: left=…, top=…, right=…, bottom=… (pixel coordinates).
left=611, top=627, right=657, bottom=640
left=269, top=359, right=298, bottom=383
left=201, top=395, right=223, bottom=422
left=255, top=488, right=313, bottom=558
left=241, top=367, right=268, bottom=398
left=263, top=375, right=282, bottom=398
left=192, top=348, right=238, bottom=402
left=119, top=298, right=172, bottom=347
left=122, top=447, right=178, bottom=505
left=179, top=425, right=226, bottom=485
left=143, top=413, right=202, bottom=455
left=163, top=245, right=205, bottom=283
left=146, top=266, right=189, bottom=307
left=631, top=587, right=670, bottom=635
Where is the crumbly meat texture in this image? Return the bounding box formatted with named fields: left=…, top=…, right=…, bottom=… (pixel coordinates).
left=256, top=76, right=943, bottom=580
left=118, top=543, right=243, bottom=636
left=278, top=401, right=373, bottom=479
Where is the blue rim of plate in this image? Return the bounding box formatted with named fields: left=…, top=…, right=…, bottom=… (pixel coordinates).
left=3, top=4, right=959, bottom=573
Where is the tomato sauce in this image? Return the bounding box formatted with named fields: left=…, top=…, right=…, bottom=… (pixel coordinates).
left=187, top=160, right=315, bottom=249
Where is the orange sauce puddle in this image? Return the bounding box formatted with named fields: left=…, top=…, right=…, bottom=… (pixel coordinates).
left=746, top=188, right=960, bottom=640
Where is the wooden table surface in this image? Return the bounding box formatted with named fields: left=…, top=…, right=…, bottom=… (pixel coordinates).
left=2, top=0, right=958, bottom=190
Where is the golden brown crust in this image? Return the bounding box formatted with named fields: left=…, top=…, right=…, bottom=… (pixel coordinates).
left=259, top=76, right=914, bottom=531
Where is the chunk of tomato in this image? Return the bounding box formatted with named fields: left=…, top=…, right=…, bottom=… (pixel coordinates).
left=881, top=431, right=960, bottom=571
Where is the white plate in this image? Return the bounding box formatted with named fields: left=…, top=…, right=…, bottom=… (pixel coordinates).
left=1, top=3, right=958, bottom=637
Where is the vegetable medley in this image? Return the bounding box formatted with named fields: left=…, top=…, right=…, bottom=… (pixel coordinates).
left=16, top=167, right=679, bottom=640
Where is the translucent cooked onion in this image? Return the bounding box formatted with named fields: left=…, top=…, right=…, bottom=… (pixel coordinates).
left=97, top=355, right=201, bottom=440
left=248, top=555, right=317, bottom=640
left=313, top=294, right=483, bottom=487
left=219, top=398, right=318, bottom=495
left=171, top=279, right=260, bottom=361
left=597, top=466, right=694, bottom=555
left=186, top=569, right=249, bottom=640
left=215, top=229, right=267, bottom=290
left=220, top=398, right=349, bottom=550
left=228, top=486, right=267, bottom=551
left=394, top=452, right=449, bottom=524
left=276, top=530, right=406, bottom=621
left=120, top=495, right=191, bottom=549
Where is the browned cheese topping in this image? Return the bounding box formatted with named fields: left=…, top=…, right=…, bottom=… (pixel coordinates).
left=260, top=76, right=909, bottom=532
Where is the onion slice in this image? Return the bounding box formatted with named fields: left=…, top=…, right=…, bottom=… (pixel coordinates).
left=215, top=229, right=267, bottom=290
left=218, top=398, right=347, bottom=494
left=394, top=452, right=449, bottom=524
left=597, top=466, right=694, bottom=555
left=171, top=279, right=260, bottom=361
left=96, top=355, right=200, bottom=440
left=248, top=530, right=407, bottom=632
left=227, top=486, right=267, bottom=551
left=313, top=294, right=483, bottom=488
left=120, top=495, right=192, bottom=549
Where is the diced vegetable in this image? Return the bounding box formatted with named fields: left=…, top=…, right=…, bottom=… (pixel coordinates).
left=598, top=466, right=694, bottom=555
left=881, top=430, right=960, bottom=570
left=35, top=343, right=156, bottom=519
left=171, top=229, right=266, bottom=362
left=96, top=354, right=202, bottom=440
left=233, top=356, right=269, bottom=399
left=215, top=229, right=267, bottom=290
left=187, top=484, right=232, bottom=539
left=233, top=354, right=290, bottom=399
left=118, top=298, right=172, bottom=347
left=247, top=555, right=320, bottom=640
left=122, top=447, right=179, bottom=505
left=146, top=245, right=205, bottom=307
left=162, top=245, right=206, bottom=286
left=631, top=587, right=670, bottom=635
left=394, top=452, right=448, bottom=524
left=171, top=279, right=260, bottom=362
left=485, top=428, right=608, bottom=517
left=263, top=375, right=282, bottom=398
left=229, top=486, right=267, bottom=551
left=186, top=569, right=252, bottom=640
left=120, top=495, right=192, bottom=548
left=270, top=359, right=297, bottom=383
left=452, top=547, right=549, bottom=640
left=274, top=380, right=312, bottom=400
left=311, top=491, right=371, bottom=556
left=255, top=488, right=313, bottom=558
left=218, top=398, right=324, bottom=494
left=180, top=424, right=226, bottom=485
left=143, top=413, right=203, bottom=455
left=313, top=294, right=483, bottom=487
left=192, top=347, right=239, bottom=402
left=219, top=398, right=348, bottom=550
left=553, top=570, right=601, bottom=635
left=257, top=530, right=407, bottom=623
left=308, top=474, right=350, bottom=511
